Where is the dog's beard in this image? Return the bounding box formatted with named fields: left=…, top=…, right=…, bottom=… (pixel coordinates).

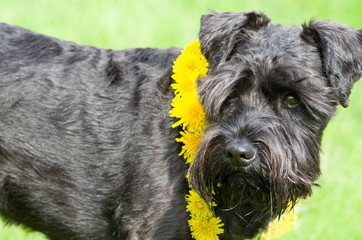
left=189, top=121, right=320, bottom=239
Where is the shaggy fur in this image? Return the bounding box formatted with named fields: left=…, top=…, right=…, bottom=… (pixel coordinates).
left=0, top=12, right=360, bottom=240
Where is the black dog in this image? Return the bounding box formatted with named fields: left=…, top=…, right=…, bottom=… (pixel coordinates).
left=0, top=12, right=360, bottom=240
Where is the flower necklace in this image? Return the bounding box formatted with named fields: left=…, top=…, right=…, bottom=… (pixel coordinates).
left=169, top=41, right=297, bottom=240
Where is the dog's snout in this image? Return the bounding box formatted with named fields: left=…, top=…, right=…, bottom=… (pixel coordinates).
left=224, top=139, right=256, bottom=166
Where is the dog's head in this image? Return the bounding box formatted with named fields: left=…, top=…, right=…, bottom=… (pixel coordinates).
left=189, top=11, right=361, bottom=239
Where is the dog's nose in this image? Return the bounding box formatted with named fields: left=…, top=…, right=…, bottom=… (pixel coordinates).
left=224, top=139, right=256, bottom=166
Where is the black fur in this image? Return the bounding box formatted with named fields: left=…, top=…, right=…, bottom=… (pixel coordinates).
left=0, top=12, right=360, bottom=240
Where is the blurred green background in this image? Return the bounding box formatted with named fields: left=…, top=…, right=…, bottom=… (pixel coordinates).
left=0, top=0, right=361, bottom=239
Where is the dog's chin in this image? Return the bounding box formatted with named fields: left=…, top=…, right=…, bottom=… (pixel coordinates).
left=213, top=174, right=274, bottom=239
left=216, top=202, right=271, bottom=240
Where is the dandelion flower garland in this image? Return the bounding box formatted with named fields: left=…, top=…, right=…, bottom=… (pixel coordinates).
left=170, top=41, right=224, bottom=239
left=170, top=40, right=297, bottom=240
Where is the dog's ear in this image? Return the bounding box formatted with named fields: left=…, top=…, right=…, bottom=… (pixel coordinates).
left=302, top=20, right=362, bottom=107
left=199, top=11, right=270, bottom=68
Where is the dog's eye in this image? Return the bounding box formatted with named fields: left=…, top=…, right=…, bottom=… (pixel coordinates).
left=283, top=94, right=300, bottom=107
left=228, top=91, right=236, bottom=99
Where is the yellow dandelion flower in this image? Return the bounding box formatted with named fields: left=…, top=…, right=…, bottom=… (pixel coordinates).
left=183, top=41, right=203, bottom=56
left=170, top=93, right=205, bottom=129
left=176, top=130, right=203, bottom=164
left=188, top=216, right=224, bottom=240
left=261, top=207, right=298, bottom=240
left=172, top=41, right=208, bottom=79
left=171, top=69, right=198, bottom=95
left=187, top=118, right=207, bottom=135
left=173, top=55, right=208, bottom=80
left=185, top=189, right=215, bottom=218
left=173, top=54, right=208, bottom=76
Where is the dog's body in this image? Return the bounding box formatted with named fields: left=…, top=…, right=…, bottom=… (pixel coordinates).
left=0, top=23, right=186, bottom=240
left=0, top=12, right=360, bottom=240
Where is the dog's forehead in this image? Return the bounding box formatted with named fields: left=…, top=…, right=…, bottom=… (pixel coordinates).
left=199, top=12, right=324, bottom=79
left=241, top=23, right=309, bottom=59
left=231, top=23, right=324, bottom=80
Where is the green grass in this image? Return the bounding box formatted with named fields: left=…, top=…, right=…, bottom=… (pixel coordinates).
left=0, top=0, right=361, bottom=239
